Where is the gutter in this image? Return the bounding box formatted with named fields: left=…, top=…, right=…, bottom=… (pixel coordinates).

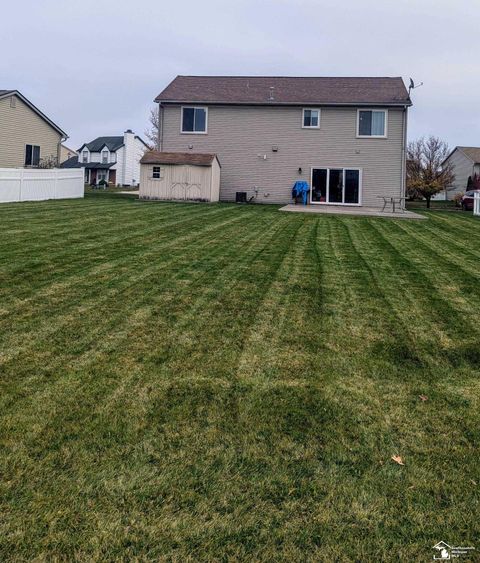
left=156, top=100, right=412, bottom=108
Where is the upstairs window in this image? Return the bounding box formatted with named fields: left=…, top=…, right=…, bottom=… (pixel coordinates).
left=357, top=110, right=387, bottom=137
left=302, top=108, right=320, bottom=128
left=25, top=144, right=40, bottom=166
left=82, top=150, right=88, bottom=163
left=181, top=107, right=207, bottom=133
left=102, top=150, right=108, bottom=163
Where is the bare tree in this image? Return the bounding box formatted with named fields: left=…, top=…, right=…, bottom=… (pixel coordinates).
left=144, top=106, right=161, bottom=151
left=406, top=136, right=454, bottom=208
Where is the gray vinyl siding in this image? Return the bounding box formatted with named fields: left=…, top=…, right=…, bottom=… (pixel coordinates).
left=0, top=94, right=62, bottom=168
left=444, top=149, right=476, bottom=199
left=161, top=104, right=406, bottom=206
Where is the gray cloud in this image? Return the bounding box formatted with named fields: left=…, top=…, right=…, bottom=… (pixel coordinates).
left=1, top=0, right=478, bottom=148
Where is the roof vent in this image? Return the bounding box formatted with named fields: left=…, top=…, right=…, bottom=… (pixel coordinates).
left=269, top=86, right=275, bottom=101
left=124, top=129, right=133, bottom=134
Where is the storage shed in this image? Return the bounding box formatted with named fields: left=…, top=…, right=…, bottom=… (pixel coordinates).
left=140, top=151, right=221, bottom=202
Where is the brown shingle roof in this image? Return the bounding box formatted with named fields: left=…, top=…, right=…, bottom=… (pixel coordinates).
left=458, top=147, right=480, bottom=164
left=140, top=151, right=219, bottom=166
left=155, top=76, right=411, bottom=106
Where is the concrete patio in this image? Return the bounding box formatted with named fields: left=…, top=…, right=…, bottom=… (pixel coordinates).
left=279, top=204, right=426, bottom=220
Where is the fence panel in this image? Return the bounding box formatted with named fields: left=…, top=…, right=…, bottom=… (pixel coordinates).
left=474, top=193, right=480, bottom=216
left=0, top=168, right=84, bottom=203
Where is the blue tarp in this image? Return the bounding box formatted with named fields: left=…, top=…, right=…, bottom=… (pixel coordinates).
left=292, top=181, right=310, bottom=205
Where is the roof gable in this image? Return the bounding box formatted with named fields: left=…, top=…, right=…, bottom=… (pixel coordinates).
left=457, top=146, right=480, bottom=164
left=155, top=76, right=411, bottom=106
left=443, top=146, right=480, bottom=166
left=83, top=136, right=124, bottom=153
left=0, top=89, right=67, bottom=136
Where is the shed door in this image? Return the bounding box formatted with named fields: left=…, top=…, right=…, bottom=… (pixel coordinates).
left=170, top=165, right=206, bottom=200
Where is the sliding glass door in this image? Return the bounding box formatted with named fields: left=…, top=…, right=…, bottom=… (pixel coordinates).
left=311, top=168, right=361, bottom=205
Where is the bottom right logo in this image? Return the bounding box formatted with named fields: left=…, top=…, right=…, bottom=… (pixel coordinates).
left=433, top=541, right=475, bottom=560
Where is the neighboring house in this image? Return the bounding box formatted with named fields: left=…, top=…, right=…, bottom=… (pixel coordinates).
left=154, top=76, right=412, bottom=207
left=61, top=130, right=149, bottom=186
left=60, top=144, right=78, bottom=163
left=0, top=90, right=67, bottom=167
left=441, top=146, right=480, bottom=199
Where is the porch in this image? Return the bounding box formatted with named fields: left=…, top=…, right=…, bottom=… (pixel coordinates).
left=84, top=164, right=116, bottom=186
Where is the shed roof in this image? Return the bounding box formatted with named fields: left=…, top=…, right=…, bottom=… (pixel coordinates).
left=155, top=76, right=411, bottom=106
left=141, top=151, right=220, bottom=167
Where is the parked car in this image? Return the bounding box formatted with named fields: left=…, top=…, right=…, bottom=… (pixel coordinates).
left=460, top=190, right=480, bottom=210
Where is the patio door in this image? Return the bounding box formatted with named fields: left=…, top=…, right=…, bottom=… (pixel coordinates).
left=311, top=168, right=361, bottom=205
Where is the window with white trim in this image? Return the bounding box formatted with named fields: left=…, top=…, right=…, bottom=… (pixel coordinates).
left=182, top=107, right=207, bottom=133
left=152, top=166, right=162, bottom=179
left=102, top=150, right=108, bottom=163
left=357, top=110, right=387, bottom=137
left=25, top=144, right=40, bottom=166
left=302, top=108, right=320, bottom=128
left=82, top=150, right=88, bottom=163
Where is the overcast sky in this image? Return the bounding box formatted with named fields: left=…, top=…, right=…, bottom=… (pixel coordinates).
left=2, top=0, right=478, bottom=149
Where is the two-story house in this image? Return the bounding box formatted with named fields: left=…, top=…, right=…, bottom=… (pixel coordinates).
left=0, top=90, right=67, bottom=167
left=154, top=76, right=412, bottom=207
left=62, top=130, right=149, bottom=186
left=440, top=146, right=480, bottom=200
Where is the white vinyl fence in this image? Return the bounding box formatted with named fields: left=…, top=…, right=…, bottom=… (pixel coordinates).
left=0, top=168, right=84, bottom=203
left=474, top=193, right=480, bottom=216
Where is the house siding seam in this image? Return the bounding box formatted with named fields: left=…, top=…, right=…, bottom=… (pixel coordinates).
left=161, top=104, right=405, bottom=206
left=0, top=95, right=62, bottom=168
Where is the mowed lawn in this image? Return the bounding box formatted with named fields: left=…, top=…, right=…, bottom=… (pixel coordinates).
left=0, top=194, right=479, bottom=561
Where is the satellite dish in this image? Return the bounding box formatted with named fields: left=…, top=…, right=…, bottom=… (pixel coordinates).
left=408, top=78, right=423, bottom=95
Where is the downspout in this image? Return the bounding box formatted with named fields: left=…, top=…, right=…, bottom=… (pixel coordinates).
left=401, top=105, right=408, bottom=208
left=159, top=103, right=164, bottom=151
left=58, top=134, right=68, bottom=167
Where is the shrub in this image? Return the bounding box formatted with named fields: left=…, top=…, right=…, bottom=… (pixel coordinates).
left=453, top=192, right=464, bottom=207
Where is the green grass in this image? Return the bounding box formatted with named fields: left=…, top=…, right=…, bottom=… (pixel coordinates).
left=0, top=194, right=479, bottom=561
left=406, top=199, right=459, bottom=210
